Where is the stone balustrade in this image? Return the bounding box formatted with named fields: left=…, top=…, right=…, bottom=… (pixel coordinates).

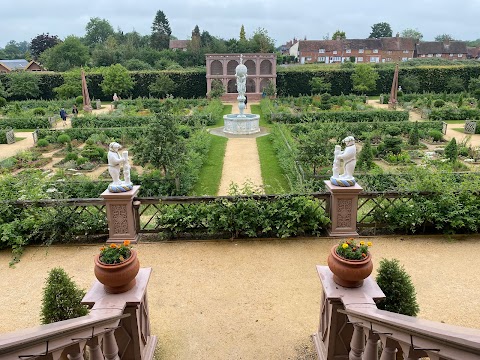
left=312, top=266, right=480, bottom=360
left=0, top=268, right=156, bottom=360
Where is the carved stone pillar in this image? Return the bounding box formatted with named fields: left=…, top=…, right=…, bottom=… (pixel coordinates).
left=324, top=181, right=363, bottom=237
left=363, top=331, right=380, bottom=360
left=86, top=336, right=104, bottom=360
left=101, top=185, right=140, bottom=244
left=312, top=266, right=384, bottom=360
left=103, top=330, right=120, bottom=360
left=349, top=324, right=365, bottom=360
left=83, top=268, right=157, bottom=360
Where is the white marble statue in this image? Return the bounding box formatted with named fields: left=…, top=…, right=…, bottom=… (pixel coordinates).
left=235, top=54, right=248, bottom=116
left=107, top=142, right=133, bottom=192
left=330, top=136, right=357, bottom=187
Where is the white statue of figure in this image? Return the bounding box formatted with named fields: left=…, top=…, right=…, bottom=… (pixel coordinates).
left=330, top=136, right=357, bottom=187
left=122, top=150, right=131, bottom=185
left=107, top=142, right=134, bottom=192
left=235, top=55, right=248, bottom=116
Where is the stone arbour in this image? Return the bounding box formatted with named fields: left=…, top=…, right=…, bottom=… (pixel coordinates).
left=206, top=53, right=276, bottom=101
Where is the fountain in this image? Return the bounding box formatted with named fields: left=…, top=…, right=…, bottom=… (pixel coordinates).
left=223, top=55, right=260, bottom=135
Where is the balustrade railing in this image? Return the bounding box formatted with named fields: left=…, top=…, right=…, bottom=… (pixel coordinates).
left=0, top=268, right=156, bottom=360
left=312, top=266, right=480, bottom=360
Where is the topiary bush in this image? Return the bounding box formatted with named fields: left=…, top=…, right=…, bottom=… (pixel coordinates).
left=57, top=134, right=71, bottom=144
left=0, top=97, right=6, bottom=108
left=75, top=96, right=83, bottom=106
left=33, top=107, right=46, bottom=116
left=37, top=138, right=49, bottom=147
left=40, top=267, right=89, bottom=324
left=375, top=258, right=419, bottom=316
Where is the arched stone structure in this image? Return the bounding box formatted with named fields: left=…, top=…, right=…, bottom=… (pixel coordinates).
left=227, top=60, right=239, bottom=75
left=205, top=53, right=277, bottom=101
left=227, top=79, right=237, bottom=93
left=210, top=60, right=223, bottom=75
left=260, top=78, right=270, bottom=92
left=260, top=60, right=273, bottom=75
left=246, top=78, right=256, bottom=93
left=244, top=60, right=256, bottom=75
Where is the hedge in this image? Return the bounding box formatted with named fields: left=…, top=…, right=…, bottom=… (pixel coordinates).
left=276, top=65, right=480, bottom=97
left=266, top=110, right=409, bottom=124
left=71, top=114, right=214, bottom=128
left=0, top=116, right=51, bottom=129
left=38, top=127, right=145, bottom=143
left=429, top=108, right=480, bottom=121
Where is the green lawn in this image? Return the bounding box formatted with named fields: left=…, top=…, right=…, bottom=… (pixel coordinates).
left=14, top=129, right=36, bottom=132
left=452, top=127, right=465, bottom=133
left=257, top=135, right=290, bottom=194
left=445, top=120, right=466, bottom=124
left=192, top=134, right=228, bottom=195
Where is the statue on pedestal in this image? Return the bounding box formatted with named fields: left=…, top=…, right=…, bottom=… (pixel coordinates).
left=107, top=142, right=134, bottom=192
left=330, top=136, right=357, bottom=187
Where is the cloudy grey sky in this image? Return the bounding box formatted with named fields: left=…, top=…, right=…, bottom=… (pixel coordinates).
left=1, top=0, right=479, bottom=48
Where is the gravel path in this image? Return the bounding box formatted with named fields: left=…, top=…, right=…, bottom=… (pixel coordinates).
left=0, top=235, right=479, bottom=359
left=0, top=132, right=35, bottom=161
left=217, top=102, right=263, bottom=195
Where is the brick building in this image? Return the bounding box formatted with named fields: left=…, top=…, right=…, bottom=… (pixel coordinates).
left=0, top=59, right=44, bottom=73
left=416, top=40, right=468, bottom=60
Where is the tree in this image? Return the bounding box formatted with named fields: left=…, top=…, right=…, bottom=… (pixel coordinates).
left=39, top=36, right=89, bottom=71
left=309, top=76, right=331, bottom=94
left=30, top=33, right=60, bottom=59
left=149, top=73, right=177, bottom=98
left=444, top=138, right=458, bottom=162
left=6, top=71, right=40, bottom=100
left=151, top=10, right=172, bottom=50
left=84, top=17, right=115, bottom=46
left=445, top=76, right=465, bottom=93
left=297, top=130, right=335, bottom=176
left=369, top=22, right=393, bottom=38
left=2, top=40, right=29, bottom=59
left=134, top=116, right=187, bottom=177
left=351, top=64, right=379, bottom=94
left=54, top=68, right=83, bottom=99
left=239, top=25, right=247, bottom=41
left=209, top=79, right=225, bottom=98
left=357, top=138, right=374, bottom=170
left=376, top=259, right=419, bottom=316
left=434, top=34, right=454, bottom=42
left=400, top=28, right=423, bottom=41
left=249, top=28, right=275, bottom=53
left=409, top=122, right=420, bottom=146
left=40, top=268, right=89, bottom=324
left=100, top=64, right=134, bottom=97
left=332, top=30, right=346, bottom=40
left=123, top=59, right=152, bottom=70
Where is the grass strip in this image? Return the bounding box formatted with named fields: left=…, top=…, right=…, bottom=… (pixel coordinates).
left=192, top=134, right=228, bottom=195
left=257, top=135, right=290, bottom=194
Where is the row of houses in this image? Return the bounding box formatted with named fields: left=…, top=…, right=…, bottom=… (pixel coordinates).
left=286, top=34, right=477, bottom=64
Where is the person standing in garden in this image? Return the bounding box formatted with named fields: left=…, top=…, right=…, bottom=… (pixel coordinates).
left=59, top=108, right=67, bottom=126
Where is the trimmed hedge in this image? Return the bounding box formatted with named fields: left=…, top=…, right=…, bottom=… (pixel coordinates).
left=38, top=127, right=144, bottom=143
left=0, top=117, right=51, bottom=129
left=429, top=108, right=480, bottom=120
left=71, top=114, right=214, bottom=128
left=267, top=110, right=409, bottom=124
left=276, top=65, right=480, bottom=96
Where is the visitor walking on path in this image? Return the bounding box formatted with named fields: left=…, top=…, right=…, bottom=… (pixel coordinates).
left=59, top=108, right=67, bottom=126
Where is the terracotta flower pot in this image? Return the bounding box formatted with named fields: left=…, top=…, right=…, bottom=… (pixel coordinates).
left=94, top=249, right=140, bottom=294
left=327, top=245, right=373, bottom=288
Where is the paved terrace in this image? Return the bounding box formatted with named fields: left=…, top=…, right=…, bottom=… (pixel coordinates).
left=1, top=235, right=479, bottom=359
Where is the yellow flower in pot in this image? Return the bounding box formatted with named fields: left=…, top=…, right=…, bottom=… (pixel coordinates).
left=327, top=238, right=373, bottom=288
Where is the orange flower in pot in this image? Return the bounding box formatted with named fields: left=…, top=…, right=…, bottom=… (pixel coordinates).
left=94, top=240, right=140, bottom=294
left=327, top=239, right=373, bottom=288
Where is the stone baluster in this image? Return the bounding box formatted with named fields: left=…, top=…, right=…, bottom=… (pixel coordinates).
left=362, top=331, right=380, bottom=360
left=103, top=329, right=120, bottom=360
left=349, top=323, right=365, bottom=360
left=86, top=336, right=104, bottom=360
left=379, top=337, right=398, bottom=360
left=66, top=343, right=86, bottom=360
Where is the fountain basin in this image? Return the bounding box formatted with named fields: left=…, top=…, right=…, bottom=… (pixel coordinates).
left=223, top=114, right=260, bottom=135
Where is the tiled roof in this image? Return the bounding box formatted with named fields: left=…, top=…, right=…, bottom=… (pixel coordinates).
left=467, top=47, right=480, bottom=58
left=0, top=59, right=29, bottom=70
left=380, top=37, right=416, bottom=51
left=342, top=39, right=382, bottom=50
left=416, top=41, right=467, bottom=55
left=169, top=40, right=189, bottom=49
left=298, top=40, right=343, bottom=52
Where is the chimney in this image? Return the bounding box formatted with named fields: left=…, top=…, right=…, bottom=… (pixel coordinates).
left=396, top=32, right=399, bottom=38
left=444, top=38, right=451, bottom=49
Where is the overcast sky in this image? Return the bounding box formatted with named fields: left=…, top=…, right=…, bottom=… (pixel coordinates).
left=1, top=0, right=479, bottom=48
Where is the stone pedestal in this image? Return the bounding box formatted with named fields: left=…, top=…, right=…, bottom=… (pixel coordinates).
left=83, top=268, right=157, bottom=360
left=312, top=266, right=384, bottom=360
left=324, top=181, right=363, bottom=237
left=101, top=185, right=140, bottom=243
